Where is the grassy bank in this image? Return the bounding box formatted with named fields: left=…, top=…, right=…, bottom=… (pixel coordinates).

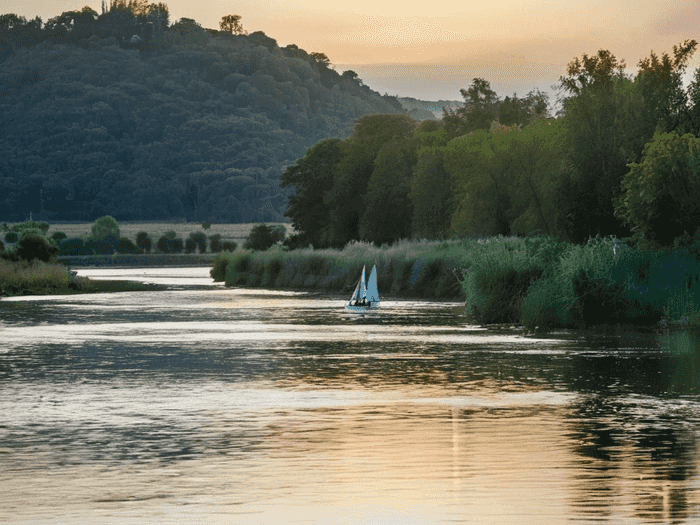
left=212, top=240, right=466, bottom=299
left=0, top=259, right=163, bottom=297
left=213, top=236, right=700, bottom=331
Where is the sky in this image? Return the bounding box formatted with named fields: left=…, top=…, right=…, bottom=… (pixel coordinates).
left=4, top=0, right=700, bottom=101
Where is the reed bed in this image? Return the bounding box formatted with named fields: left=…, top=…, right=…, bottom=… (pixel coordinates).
left=0, top=259, right=71, bottom=296
left=213, top=235, right=700, bottom=331
left=213, top=239, right=467, bottom=299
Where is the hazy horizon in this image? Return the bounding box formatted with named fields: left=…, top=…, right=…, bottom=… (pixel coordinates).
left=4, top=0, right=700, bottom=101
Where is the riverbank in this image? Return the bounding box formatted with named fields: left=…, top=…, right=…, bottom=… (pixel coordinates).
left=58, top=253, right=218, bottom=268
left=0, top=259, right=165, bottom=297
left=211, top=240, right=465, bottom=300
left=212, top=236, right=700, bottom=332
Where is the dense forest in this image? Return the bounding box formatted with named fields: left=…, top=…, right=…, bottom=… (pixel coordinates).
left=0, top=1, right=404, bottom=223
left=283, top=42, right=700, bottom=248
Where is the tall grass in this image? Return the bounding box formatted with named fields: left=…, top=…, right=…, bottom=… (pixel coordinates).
left=213, top=239, right=466, bottom=299
left=0, top=259, right=71, bottom=296
left=211, top=235, right=700, bottom=331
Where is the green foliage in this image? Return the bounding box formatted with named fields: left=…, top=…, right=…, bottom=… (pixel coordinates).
left=184, top=238, right=196, bottom=254
left=136, top=231, right=151, bottom=253
left=219, top=14, right=245, bottom=35
left=4, top=231, right=18, bottom=243
left=324, top=114, right=416, bottom=247
left=209, top=234, right=222, bottom=253
left=156, top=234, right=173, bottom=253
left=58, top=237, right=90, bottom=256
left=0, top=259, right=71, bottom=296
left=281, top=138, right=342, bottom=249
left=460, top=237, right=545, bottom=323
left=210, top=253, right=229, bottom=281
left=201, top=222, right=211, bottom=230
left=16, top=232, right=58, bottom=262
left=359, top=139, right=416, bottom=245
left=116, top=237, right=139, bottom=254
left=11, top=221, right=49, bottom=235
left=244, top=224, right=285, bottom=251
left=50, top=231, right=67, bottom=243
left=0, top=12, right=403, bottom=223
left=91, top=215, right=120, bottom=240
left=616, top=131, right=700, bottom=247
left=410, top=146, right=452, bottom=239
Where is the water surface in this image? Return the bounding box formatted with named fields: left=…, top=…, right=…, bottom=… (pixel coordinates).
left=1, top=267, right=699, bottom=523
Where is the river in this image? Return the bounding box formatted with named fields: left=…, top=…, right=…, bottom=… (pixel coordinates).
left=1, top=267, right=699, bottom=524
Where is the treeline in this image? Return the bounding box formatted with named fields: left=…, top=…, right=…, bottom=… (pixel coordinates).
left=0, top=2, right=403, bottom=223
left=284, top=41, right=700, bottom=249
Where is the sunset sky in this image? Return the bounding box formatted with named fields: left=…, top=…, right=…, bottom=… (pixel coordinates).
left=6, top=0, right=700, bottom=101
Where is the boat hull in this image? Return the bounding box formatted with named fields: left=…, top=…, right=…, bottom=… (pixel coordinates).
left=344, top=304, right=380, bottom=312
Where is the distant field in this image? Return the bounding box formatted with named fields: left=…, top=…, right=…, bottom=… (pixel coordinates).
left=46, top=222, right=294, bottom=245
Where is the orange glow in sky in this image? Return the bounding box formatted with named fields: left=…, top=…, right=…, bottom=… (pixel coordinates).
left=5, top=0, right=700, bottom=99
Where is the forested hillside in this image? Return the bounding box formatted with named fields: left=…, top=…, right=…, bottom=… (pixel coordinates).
left=284, top=41, right=700, bottom=248
left=0, top=3, right=403, bottom=223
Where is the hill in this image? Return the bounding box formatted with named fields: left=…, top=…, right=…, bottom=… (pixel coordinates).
left=0, top=11, right=404, bottom=223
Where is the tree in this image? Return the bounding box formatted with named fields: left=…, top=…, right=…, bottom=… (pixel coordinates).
left=91, top=215, right=120, bottom=241
left=360, top=139, right=416, bottom=244
left=16, top=233, right=58, bottom=262
left=244, top=224, right=285, bottom=251
left=557, top=49, right=635, bottom=242
left=281, top=138, right=342, bottom=248
left=324, top=114, right=416, bottom=246
left=310, top=52, right=331, bottom=68
left=341, top=70, right=362, bottom=84
left=636, top=40, right=697, bottom=136
left=219, top=14, right=245, bottom=35
left=616, top=131, right=700, bottom=247
left=443, top=78, right=500, bottom=137
left=410, top=146, right=453, bottom=239
left=136, top=231, right=151, bottom=253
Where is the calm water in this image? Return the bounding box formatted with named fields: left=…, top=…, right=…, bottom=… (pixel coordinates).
left=1, top=267, right=700, bottom=524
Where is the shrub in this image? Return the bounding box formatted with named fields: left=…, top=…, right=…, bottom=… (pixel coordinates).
left=156, top=235, right=173, bottom=253
left=85, top=236, right=118, bottom=255
left=244, top=224, right=285, bottom=251
left=12, top=221, right=49, bottom=235
left=202, top=222, right=211, bottom=230
left=210, top=254, right=228, bottom=281
left=91, top=215, right=120, bottom=241
left=220, top=241, right=237, bottom=251
left=136, top=232, right=152, bottom=253
left=58, top=237, right=90, bottom=256
left=117, top=237, right=139, bottom=254
left=172, top=237, right=184, bottom=253
left=209, top=234, right=222, bottom=253
left=16, top=233, right=58, bottom=262
left=4, top=231, right=18, bottom=244
left=185, top=238, right=197, bottom=254
left=50, top=231, right=67, bottom=243
left=189, top=231, right=207, bottom=253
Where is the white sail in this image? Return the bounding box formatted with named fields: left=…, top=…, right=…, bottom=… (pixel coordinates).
left=359, top=265, right=366, bottom=301
left=345, top=264, right=379, bottom=311
left=348, top=266, right=366, bottom=305
left=365, top=265, right=379, bottom=305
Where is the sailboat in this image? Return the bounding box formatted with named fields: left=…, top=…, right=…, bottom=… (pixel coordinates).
left=345, top=265, right=379, bottom=311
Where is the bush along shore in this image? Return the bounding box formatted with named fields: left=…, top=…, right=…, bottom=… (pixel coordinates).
left=212, top=236, right=700, bottom=332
